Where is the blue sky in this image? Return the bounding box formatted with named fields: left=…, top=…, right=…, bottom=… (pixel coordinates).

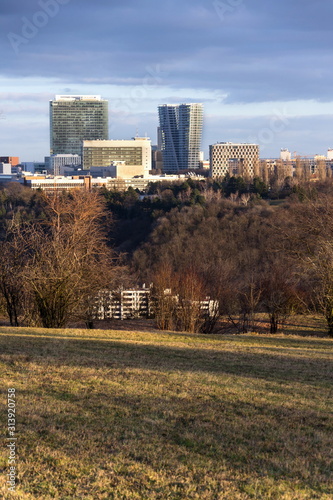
left=1, top=0, right=333, bottom=161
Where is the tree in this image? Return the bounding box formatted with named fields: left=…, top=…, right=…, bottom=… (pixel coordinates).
left=280, top=193, right=333, bottom=336
left=5, top=190, right=118, bottom=328
left=260, top=260, right=299, bottom=333
left=0, top=224, right=29, bottom=326
left=151, top=263, right=178, bottom=331
left=304, top=241, right=333, bottom=337
left=175, top=268, right=208, bottom=333
left=151, top=265, right=210, bottom=333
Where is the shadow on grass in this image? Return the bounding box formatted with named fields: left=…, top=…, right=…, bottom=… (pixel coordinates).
left=1, top=334, right=332, bottom=498
left=0, top=334, right=332, bottom=385
left=11, top=366, right=333, bottom=498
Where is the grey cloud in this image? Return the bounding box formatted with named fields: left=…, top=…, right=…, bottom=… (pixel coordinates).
left=1, top=0, right=333, bottom=110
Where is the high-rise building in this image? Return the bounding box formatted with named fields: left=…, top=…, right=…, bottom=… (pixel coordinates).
left=210, top=142, right=259, bottom=178
left=158, top=103, right=203, bottom=173
left=50, top=95, right=108, bottom=155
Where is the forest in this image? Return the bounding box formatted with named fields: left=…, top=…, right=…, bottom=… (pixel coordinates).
left=0, top=175, right=333, bottom=336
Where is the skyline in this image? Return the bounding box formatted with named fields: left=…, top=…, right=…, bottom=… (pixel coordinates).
left=1, top=0, right=333, bottom=161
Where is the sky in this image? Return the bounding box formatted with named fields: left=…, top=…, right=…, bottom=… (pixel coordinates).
left=1, top=0, right=333, bottom=161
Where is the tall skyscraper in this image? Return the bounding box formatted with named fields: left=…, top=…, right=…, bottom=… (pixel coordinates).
left=50, top=95, right=108, bottom=156
left=158, top=103, right=203, bottom=173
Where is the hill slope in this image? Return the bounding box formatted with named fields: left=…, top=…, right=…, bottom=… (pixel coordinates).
left=0, top=328, right=332, bottom=499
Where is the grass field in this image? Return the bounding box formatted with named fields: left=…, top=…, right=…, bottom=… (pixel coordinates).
left=0, top=324, right=332, bottom=499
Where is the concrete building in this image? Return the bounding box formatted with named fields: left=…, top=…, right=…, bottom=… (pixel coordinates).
left=94, top=286, right=218, bottom=321
left=22, top=171, right=206, bottom=193
left=46, top=154, right=82, bottom=175
left=158, top=103, right=203, bottom=173
left=23, top=175, right=91, bottom=191
left=0, top=156, right=19, bottom=166
left=151, top=145, right=163, bottom=172
left=280, top=149, right=291, bottom=161
left=82, top=138, right=152, bottom=176
left=95, top=287, right=151, bottom=320
left=327, top=149, right=333, bottom=160
left=199, top=160, right=210, bottom=170
left=91, top=174, right=201, bottom=191
left=210, top=142, right=259, bottom=178
left=50, top=95, right=108, bottom=155
left=0, top=163, right=12, bottom=175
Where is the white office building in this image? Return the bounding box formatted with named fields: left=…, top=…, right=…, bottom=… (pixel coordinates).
left=83, top=138, right=152, bottom=177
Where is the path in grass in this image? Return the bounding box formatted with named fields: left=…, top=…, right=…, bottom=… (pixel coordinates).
left=0, top=328, right=332, bottom=499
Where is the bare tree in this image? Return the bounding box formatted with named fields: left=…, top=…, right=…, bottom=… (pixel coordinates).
left=151, top=265, right=210, bottom=333
left=260, top=261, right=300, bottom=333
left=0, top=228, right=28, bottom=326
left=175, top=268, right=207, bottom=333
left=279, top=193, right=333, bottom=336
left=237, top=272, right=262, bottom=333
left=304, top=241, right=333, bottom=337
left=151, top=263, right=178, bottom=331
left=294, top=156, right=302, bottom=182
left=317, top=159, right=327, bottom=181
left=18, top=191, right=117, bottom=328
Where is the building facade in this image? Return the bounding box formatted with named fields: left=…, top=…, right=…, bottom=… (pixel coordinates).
left=158, top=103, right=203, bottom=173
left=82, top=138, right=152, bottom=176
left=46, top=154, right=82, bottom=175
left=0, top=163, right=11, bottom=175
left=210, top=142, right=259, bottom=178
left=50, top=95, right=108, bottom=156
left=24, top=175, right=91, bottom=191
left=0, top=156, right=19, bottom=166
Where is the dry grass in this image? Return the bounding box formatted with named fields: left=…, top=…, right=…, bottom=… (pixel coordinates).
left=0, top=325, right=332, bottom=499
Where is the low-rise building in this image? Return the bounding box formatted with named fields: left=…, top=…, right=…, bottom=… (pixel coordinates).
left=23, top=175, right=91, bottom=191
left=46, top=154, right=82, bottom=175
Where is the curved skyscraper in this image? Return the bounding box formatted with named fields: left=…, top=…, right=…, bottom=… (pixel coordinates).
left=158, top=103, right=203, bottom=173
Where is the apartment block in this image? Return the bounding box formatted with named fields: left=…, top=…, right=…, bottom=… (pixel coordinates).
left=210, top=142, right=259, bottom=178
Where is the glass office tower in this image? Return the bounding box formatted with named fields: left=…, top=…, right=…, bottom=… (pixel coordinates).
left=158, top=103, right=203, bottom=173
left=50, top=95, right=108, bottom=156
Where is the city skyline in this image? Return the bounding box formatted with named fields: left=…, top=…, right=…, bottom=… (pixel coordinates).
left=1, top=1, right=333, bottom=160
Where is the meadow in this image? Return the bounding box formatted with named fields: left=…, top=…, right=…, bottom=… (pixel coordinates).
left=0, top=322, right=332, bottom=499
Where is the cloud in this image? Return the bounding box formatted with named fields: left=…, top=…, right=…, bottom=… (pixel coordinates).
left=1, top=0, right=332, bottom=105
left=0, top=92, right=53, bottom=102
left=1, top=0, right=333, bottom=159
